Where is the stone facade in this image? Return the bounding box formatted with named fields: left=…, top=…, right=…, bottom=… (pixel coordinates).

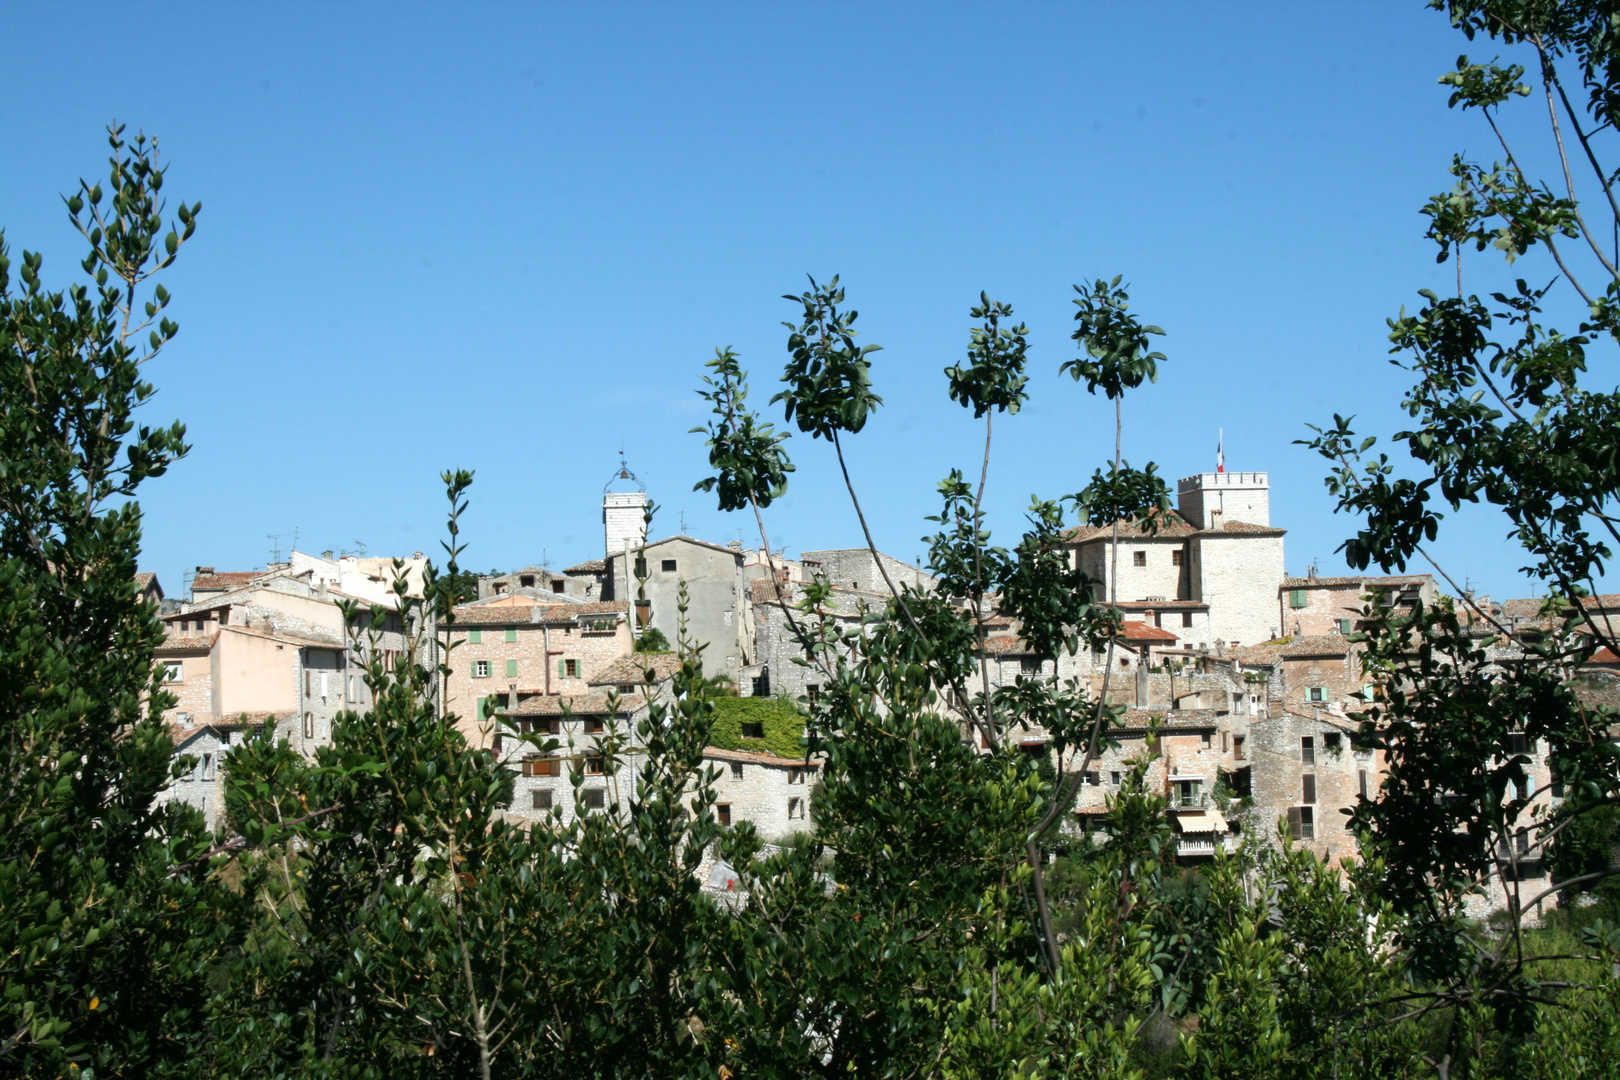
left=746, top=578, right=872, bottom=701
left=800, top=549, right=934, bottom=595
left=1244, top=708, right=1381, bottom=865
left=442, top=602, right=633, bottom=750
left=605, top=535, right=750, bottom=678
left=1279, top=571, right=1437, bottom=639
left=704, top=747, right=818, bottom=842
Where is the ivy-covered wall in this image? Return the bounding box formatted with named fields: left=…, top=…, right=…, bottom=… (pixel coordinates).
left=707, top=697, right=805, bottom=760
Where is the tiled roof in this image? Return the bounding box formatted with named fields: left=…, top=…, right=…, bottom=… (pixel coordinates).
left=168, top=713, right=290, bottom=745
left=1066, top=510, right=1197, bottom=542
left=192, top=571, right=261, bottom=591
left=1574, top=683, right=1620, bottom=712
left=980, top=636, right=1036, bottom=655
left=450, top=601, right=627, bottom=626
left=635, top=534, right=747, bottom=558
left=1115, top=708, right=1223, bottom=729
left=703, top=746, right=817, bottom=767
left=564, top=559, right=606, bottom=573
left=506, top=693, right=645, bottom=716
left=1500, top=598, right=1550, bottom=619
left=1120, top=620, right=1179, bottom=642
left=1281, top=573, right=1432, bottom=589
left=1198, top=519, right=1287, bottom=537
left=1585, top=647, right=1620, bottom=665
left=590, top=654, right=684, bottom=685
left=1572, top=594, right=1620, bottom=611
left=156, top=633, right=217, bottom=653
left=1116, top=599, right=1207, bottom=610
left=1232, top=636, right=1351, bottom=665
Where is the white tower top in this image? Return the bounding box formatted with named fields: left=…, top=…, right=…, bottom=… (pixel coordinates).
left=1177, top=471, right=1269, bottom=530
left=603, top=457, right=648, bottom=558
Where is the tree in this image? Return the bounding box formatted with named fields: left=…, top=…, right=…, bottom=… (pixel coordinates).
left=0, top=126, right=239, bottom=1079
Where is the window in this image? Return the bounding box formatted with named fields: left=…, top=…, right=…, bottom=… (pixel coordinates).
left=806, top=684, right=820, bottom=704
left=468, top=629, right=482, bottom=644
left=1176, top=779, right=1202, bottom=807
left=1133, top=550, right=1147, bottom=567
left=505, top=628, right=518, bottom=643
left=1110, top=771, right=1122, bottom=786
left=1358, top=769, right=1369, bottom=799
left=1513, top=774, right=1529, bottom=801
left=558, top=659, right=579, bottom=679
left=1337, top=618, right=1353, bottom=634
left=202, top=753, right=215, bottom=781
left=585, top=717, right=604, bottom=734
left=1307, top=686, right=1326, bottom=703
left=473, top=660, right=491, bottom=678
left=506, top=659, right=518, bottom=678
left=1302, top=774, right=1316, bottom=803
left=741, top=722, right=764, bottom=739
left=716, top=803, right=731, bottom=826
left=661, top=559, right=677, bottom=572
left=1201, top=731, right=1212, bottom=748
left=788, top=797, right=805, bottom=819
left=1020, top=657, right=1042, bottom=675
left=1288, top=806, right=1315, bottom=840
left=582, top=788, right=605, bottom=810
left=1288, top=589, right=1308, bottom=609
left=1517, top=827, right=1531, bottom=855
left=304, top=712, right=314, bottom=739
left=162, top=660, right=182, bottom=682
left=551, top=580, right=565, bottom=593
left=1083, top=770, right=1101, bottom=786
left=788, top=767, right=806, bottom=784
left=1507, top=732, right=1528, bottom=755
left=1551, top=766, right=1564, bottom=799
left=1221, top=731, right=1229, bottom=752
left=519, top=574, right=535, bottom=588
left=1182, top=611, right=1194, bottom=628
left=1323, top=732, right=1341, bottom=752
left=523, top=757, right=561, bottom=777
left=730, top=762, right=744, bottom=780
left=586, top=756, right=605, bottom=775
left=634, top=557, right=648, bottom=578
left=1300, top=736, right=1315, bottom=765
left=532, top=789, right=552, bottom=810
left=1172, top=550, right=1183, bottom=566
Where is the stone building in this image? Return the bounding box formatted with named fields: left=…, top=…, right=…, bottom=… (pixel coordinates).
left=799, top=549, right=934, bottom=596
left=501, top=692, right=649, bottom=824
left=1278, top=570, right=1437, bottom=639
left=604, top=535, right=751, bottom=677
left=745, top=578, right=878, bottom=701
left=1243, top=707, right=1379, bottom=865
left=441, top=601, right=634, bottom=750
left=1065, top=470, right=1286, bottom=654
left=704, top=747, right=818, bottom=842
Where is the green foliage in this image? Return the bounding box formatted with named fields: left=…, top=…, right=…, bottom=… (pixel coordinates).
left=944, top=292, right=1030, bottom=418
left=692, top=346, right=794, bottom=511
left=0, top=125, right=240, bottom=1080
left=634, top=625, right=671, bottom=653
left=706, top=695, right=804, bottom=759
left=774, top=274, right=884, bottom=440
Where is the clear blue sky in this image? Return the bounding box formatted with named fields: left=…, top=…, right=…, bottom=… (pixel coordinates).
left=2, top=2, right=1596, bottom=600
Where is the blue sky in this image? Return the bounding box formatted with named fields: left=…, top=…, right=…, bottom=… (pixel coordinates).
left=1, top=2, right=1599, bottom=600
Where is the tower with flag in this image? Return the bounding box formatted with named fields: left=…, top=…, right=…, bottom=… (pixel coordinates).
left=1216, top=429, right=1225, bottom=473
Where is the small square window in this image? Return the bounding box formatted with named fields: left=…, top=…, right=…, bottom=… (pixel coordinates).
left=474, top=660, right=491, bottom=678
left=1308, top=686, right=1326, bottom=703
left=1172, top=550, right=1183, bottom=566
left=788, top=767, right=805, bottom=784
left=1133, top=551, right=1147, bottom=567
left=519, top=575, right=535, bottom=588
left=806, top=685, right=820, bottom=704
left=551, top=580, right=565, bottom=593
left=586, top=756, right=605, bottom=775
left=585, top=717, right=604, bottom=734
left=717, top=803, right=732, bottom=826
left=532, top=789, right=552, bottom=810
left=730, top=762, right=744, bottom=780
left=741, top=722, right=764, bottom=739
left=583, top=787, right=605, bottom=810
left=1182, top=611, right=1193, bottom=628
left=564, top=659, right=579, bottom=678
left=788, top=797, right=804, bottom=819
left=162, top=660, right=183, bottom=682
left=1507, top=732, right=1528, bottom=755
left=1110, top=771, right=1122, bottom=785
left=661, top=559, right=677, bottom=572
left=1324, top=732, right=1341, bottom=751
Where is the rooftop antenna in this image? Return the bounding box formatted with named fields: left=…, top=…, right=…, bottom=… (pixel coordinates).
left=679, top=510, right=686, bottom=535
left=540, top=548, right=550, bottom=570
left=267, top=532, right=289, bottom=565
left=291, top=525, right=301, bottom=556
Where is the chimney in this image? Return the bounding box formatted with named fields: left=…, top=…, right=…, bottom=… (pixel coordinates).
left=321, top=550, right=334, bottom=560
left=1307, top=565, right=1317, bottom=581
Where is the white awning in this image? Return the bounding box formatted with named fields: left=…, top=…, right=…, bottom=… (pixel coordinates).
left=1171, top=809, right=1227, bottom=834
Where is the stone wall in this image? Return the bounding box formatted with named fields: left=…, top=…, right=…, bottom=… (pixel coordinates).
left=1189, top=533, right=1285, bottom=648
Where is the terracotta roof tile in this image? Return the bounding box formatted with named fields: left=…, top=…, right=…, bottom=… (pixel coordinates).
left=703, top=746, right=817, bottom=766
left=450, top=601, right=627, bottom=626
left=1120, top=620, right=1179, bottom=643
left=589, top=654, right=684, bottom=685
left=1116, top=709, right=1224, bottom=729
left=1198, top=519, right=1287, bottom=537
left=192, top=571, right=261, bottom=591
left=157, top=633, right=217, bottom=652
left=506, top=693, right=645, bottom=716
left=564, top=559, right=606, bottom=573
left=1066, top=510, right=1197, bottom=543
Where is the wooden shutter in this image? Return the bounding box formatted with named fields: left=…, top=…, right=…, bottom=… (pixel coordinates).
left=1287, top=807, right=1303, bottom=839
left=505, top=628, right=518, bottom=643
left=469, top=629, right=482, bottom=644
left=1302, top=774, right=1316, bottom=804
left=506, top=659, right=518, bottom=677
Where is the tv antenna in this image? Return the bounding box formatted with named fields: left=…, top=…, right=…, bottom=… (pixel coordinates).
left=267, top=532, right=289, bottom=564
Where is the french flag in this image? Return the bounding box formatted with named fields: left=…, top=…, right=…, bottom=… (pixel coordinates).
left=1217, top=430, right=1225, bottom=473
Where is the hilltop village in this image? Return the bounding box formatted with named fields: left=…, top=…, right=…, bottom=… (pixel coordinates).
left=144, top=466, right=1615, bottom=915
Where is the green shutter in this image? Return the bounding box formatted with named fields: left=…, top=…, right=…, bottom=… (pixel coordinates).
left=505, top=628, right=518, bottom=643
left=1288, top=589, right=1307, bottom=609
left=474, top=695, right=485, bottom=721
left=469, top=629, right=482, bottom=644
left=506, top=659, right=518, bottom=677
left=558, top=659, right=566, bottom=679
left=471, top=661, right=478, bottom=678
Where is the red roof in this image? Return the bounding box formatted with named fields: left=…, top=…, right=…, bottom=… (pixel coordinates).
left=192, top=571, right=261, bottom=591
left=1120, top=620, right=1178, bottom=642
